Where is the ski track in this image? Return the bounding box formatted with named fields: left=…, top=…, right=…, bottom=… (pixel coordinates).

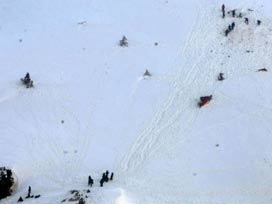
left=117, top=0, right=207, bottom=174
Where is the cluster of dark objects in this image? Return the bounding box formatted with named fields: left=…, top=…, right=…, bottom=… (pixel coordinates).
left=61, top=189, right=90, bottom=204
left=0, top=167, right=14, bottom=199
left=199, top=5, right=267, bottom=108
left=17, top=186, right=41, bottom=202
left=87, top=171, right=114, bottom=187
left=225, top=22, right=235, bottom=36
left=221, top=4, right=262, bottom=37
left=99, top=170, right=114, bottom=187
left=119, top=36, right=128, bottom=47
left=21, top=72, right=34, bottom=88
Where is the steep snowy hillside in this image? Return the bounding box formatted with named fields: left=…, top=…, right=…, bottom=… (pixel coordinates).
left=1, top=0, right=272, bottom=204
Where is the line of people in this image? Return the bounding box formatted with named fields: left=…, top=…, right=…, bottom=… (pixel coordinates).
left=100, top=170, right=114, bottom=187
left=221, top=4, right=236, bottom=18
left=225, top=22, right=235, bottom=36
left=87, top=170, right=114, bottom=187
left=222, top=4, right=262, bottom=27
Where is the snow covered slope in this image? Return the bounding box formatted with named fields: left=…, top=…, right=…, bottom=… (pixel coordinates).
left=1, top=0, right=272, bottom=203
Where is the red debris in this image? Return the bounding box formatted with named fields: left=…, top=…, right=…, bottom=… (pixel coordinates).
left=198, top=95, right=212, bottom=108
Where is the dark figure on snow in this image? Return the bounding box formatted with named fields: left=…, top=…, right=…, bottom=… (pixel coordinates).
left=245, top=17, right=249, bottom=25
left=221, top=4, right=225, bottom=18
left=225, top=29, right=229, bottom=36
left=231, top=9, right=236, bottom=17
left=199, top=95, right=212, bottom=108
left=26, top=186, right=31, bottom=198
left=24, top=72, right=30, bottom=83
left=100, top=178, right=105, bottom=187
left=88, top=176, right=93, bottom=187
left=21, top=72, right=33, bottom=88
left=18, top=196, right=23, bottom=202
left=257, top=68, right=267, bottom=72
left=231, top=22, right=235, bottom=30
left=257, top=20, right=261, bottom=25
left=102, top=172, right=109, bottom=182
left=143, top=69, right=151, bottom=77
left=218, top=73, right=225, bottom=81
left=105, top=171, right=109, bottom=182
left=228, top=25, right=232, bottom=31
left=110, top=172, right=114, bottom=180
left=6, top=169, right=12, bottom=179
left=119, top=36, right=128, bottom=47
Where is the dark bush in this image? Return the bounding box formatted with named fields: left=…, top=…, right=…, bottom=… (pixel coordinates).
left=0, top=167, right=14, bottom=199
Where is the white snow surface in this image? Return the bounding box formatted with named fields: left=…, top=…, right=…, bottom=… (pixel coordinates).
left=1, top=0, right=272, bottom=203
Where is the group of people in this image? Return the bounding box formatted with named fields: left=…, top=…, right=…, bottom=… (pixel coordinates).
left=221, top=4, right=236, bottom=18
left=225, top=22, right=235, bottom=36
left=222, top=4, right=262, bottom=34
left=87, top=171, right=114, bottom=187
left=244, top=17, right=261, bottom=25
left=100, top=171, right=114, bottom=187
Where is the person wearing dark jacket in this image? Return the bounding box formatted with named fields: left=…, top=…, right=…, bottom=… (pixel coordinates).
left=231, top=22, right=235, bottom=30
left=88, top=176, right=93, bottom=187
left=225, top=29, right=229, bottom=36
left=228, top=25, right=232, bottom=31
left=100, top=178, right=104, bottom=187
left=24, top=73, right=30, bottom=82
left=26, top=186, right=31, bottom=198
left=110, top=172, right=114, bottom=180
left=231, top=9, right=236, bottom=17
left=103, top=172, right=109, bottom=182
left=245, top=17, right=249, bottom=24
left=221, top=4, right=225, bottom=18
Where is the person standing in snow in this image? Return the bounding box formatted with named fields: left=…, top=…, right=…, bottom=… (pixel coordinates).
left=102, top=172, right=109, bottom=182
left=105, top=170, right=109, bottom=182
left=88, top=176, right=93, bottom=187
left=245, top=17, right=249, bottom=25
left=231, top=9, right=236, bottom=17
left=24, top=72, right=30, bottom=83
left=228, top=24, right=232, bottom=31
left=110, top=172, right=114, bottom=180
left=221, top=4, right=225, bottom=18
left=100, top=178, right=104, bottom=187
left=27, top=186, right=31, bottom=198
left=225, top=29, right=229, bottom=36
left=231, top=22, right=235, bottom=30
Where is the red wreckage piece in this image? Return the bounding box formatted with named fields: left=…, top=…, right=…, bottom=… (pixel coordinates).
left=198, top=95, right=213, bottom=108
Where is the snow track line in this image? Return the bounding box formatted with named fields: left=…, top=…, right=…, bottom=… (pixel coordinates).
left=118, top=2, right=209, bottom=174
